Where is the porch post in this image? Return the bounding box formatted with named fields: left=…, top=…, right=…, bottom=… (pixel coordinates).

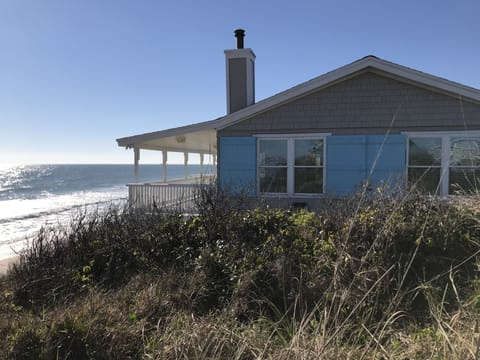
left=134, top=147, right=140, bottom=182
left=184, top=152, right=189, bottom=179
left=162, top=150, right=168, bottom=183
left=200, top=153, right=204, bottom=174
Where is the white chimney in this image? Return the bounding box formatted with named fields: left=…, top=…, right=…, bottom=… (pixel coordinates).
left=224, top=29, right=256, bottom=114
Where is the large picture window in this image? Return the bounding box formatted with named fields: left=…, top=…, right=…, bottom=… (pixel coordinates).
left=407, top=132, right=480, bottom=195
left=258, top=136, right=325, bottom=195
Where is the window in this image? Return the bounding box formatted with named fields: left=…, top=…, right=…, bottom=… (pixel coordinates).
left=407, top=137, right=442, bottom=194
left=449, top=137, right=480, bottom=194
left=407, top=132, right=480, bottom=195
left=258, top=136, right=325, bottom=195
left=294, top=140, right=324, bottom=193
left=258, top=140, right=287, bottom=193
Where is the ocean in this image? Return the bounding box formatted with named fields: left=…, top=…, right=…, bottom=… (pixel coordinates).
left=0, top=164, right=211, bottom=260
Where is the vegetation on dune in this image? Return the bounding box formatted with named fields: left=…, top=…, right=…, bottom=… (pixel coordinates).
left=1, top=186, right=480, bottom=359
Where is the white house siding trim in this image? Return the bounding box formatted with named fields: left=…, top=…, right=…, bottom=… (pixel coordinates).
left=402, top=131, right=480, bottom=137
left=252, top=133, right=331, bottom=138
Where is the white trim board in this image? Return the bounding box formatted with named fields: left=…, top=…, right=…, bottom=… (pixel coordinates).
left=253, top=133, right=331, bottom=138
left=403, top=130, right=480, bottom=137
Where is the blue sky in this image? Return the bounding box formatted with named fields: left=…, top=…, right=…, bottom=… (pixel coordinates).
left=1, top=0, right=479, bottom=164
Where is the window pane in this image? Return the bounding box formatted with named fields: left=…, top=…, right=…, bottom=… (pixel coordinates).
left=409, top=138, right=442, bottom=166
left=408, top=167, right=441, bottom=194
left=295, top=139, right=323, bottom=166
left=450, top=137, right=480, bottom=166
left=259, top=167, right=287, bottom=193
left=449, top=168, right=480, bottom=194
left=294, top=168, right=323, bottom=193
left=259, top=140, right=287, bottom=166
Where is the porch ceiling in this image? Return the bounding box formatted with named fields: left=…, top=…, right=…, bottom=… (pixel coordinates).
left=117, top=118, right=222, bottom=154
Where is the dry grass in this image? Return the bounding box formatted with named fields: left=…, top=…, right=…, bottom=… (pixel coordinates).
left=2, top=188, right=480, bottom=359
left=2, top=270, right=480, bottom=359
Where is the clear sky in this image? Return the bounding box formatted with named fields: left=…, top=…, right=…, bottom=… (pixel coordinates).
left=1, top=0, right=479, bottom=165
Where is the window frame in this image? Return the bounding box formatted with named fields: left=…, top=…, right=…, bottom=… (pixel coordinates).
left=255, top=133, right=329, bottom=196
left=405, top=131, right=480, bottom=196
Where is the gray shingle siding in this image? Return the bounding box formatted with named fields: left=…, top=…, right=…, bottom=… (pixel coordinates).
left=219, top=71, right=480, bottom=136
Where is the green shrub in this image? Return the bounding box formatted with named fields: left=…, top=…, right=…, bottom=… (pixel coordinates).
left=7, top=206, right=198, bottom=308
left=3, top=186, right=480, bottom=357
left=335, top=191, right=480, bottom=317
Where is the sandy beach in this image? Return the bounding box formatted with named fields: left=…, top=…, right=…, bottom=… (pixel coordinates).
left=0, top=256, right=18, bottom=275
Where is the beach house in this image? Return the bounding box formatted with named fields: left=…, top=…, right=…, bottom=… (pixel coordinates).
left=117, top=29, right=480, bottom=209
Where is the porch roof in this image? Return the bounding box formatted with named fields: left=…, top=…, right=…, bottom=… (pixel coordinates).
left=116, top=117, right=224, bottom=154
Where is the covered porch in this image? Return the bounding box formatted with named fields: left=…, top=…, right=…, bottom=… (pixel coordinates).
left=117, top=119, right=221, bottom=210
left=127, top=175, right=214, bottom=212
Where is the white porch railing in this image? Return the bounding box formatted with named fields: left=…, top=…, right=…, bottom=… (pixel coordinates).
left=127, top=175, right=214, bottom=212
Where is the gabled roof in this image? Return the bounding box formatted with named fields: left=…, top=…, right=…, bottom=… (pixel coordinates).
left=215, top=55, right=480, bottom=130
left=117, top=55, right=480, bottom=152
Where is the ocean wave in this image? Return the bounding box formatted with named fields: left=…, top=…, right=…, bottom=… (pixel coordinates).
left=0, top=196, right=127, bottom=225
left=0, top=184, right=33, bottom=192
left=0, top=187, right=128, bottom=247
left=0, top=191, right=128, bottom=259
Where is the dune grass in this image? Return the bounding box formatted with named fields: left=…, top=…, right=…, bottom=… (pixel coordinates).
left=1, top=186, right=480, bottom=359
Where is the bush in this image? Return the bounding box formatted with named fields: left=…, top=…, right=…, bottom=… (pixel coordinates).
left=7, top=206, right=199, bottom=308
left=3, top=186, right=480, bottom=357
left=333, top=191, right=480, bottom=318
left=190, top=189, right=480, bottom=324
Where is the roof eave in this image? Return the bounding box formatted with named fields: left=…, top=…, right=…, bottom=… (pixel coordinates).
left=116, top=117, right=224, bottom=148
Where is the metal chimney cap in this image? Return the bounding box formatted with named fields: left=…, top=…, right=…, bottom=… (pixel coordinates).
left=234, top=29, right=245, bottom=49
